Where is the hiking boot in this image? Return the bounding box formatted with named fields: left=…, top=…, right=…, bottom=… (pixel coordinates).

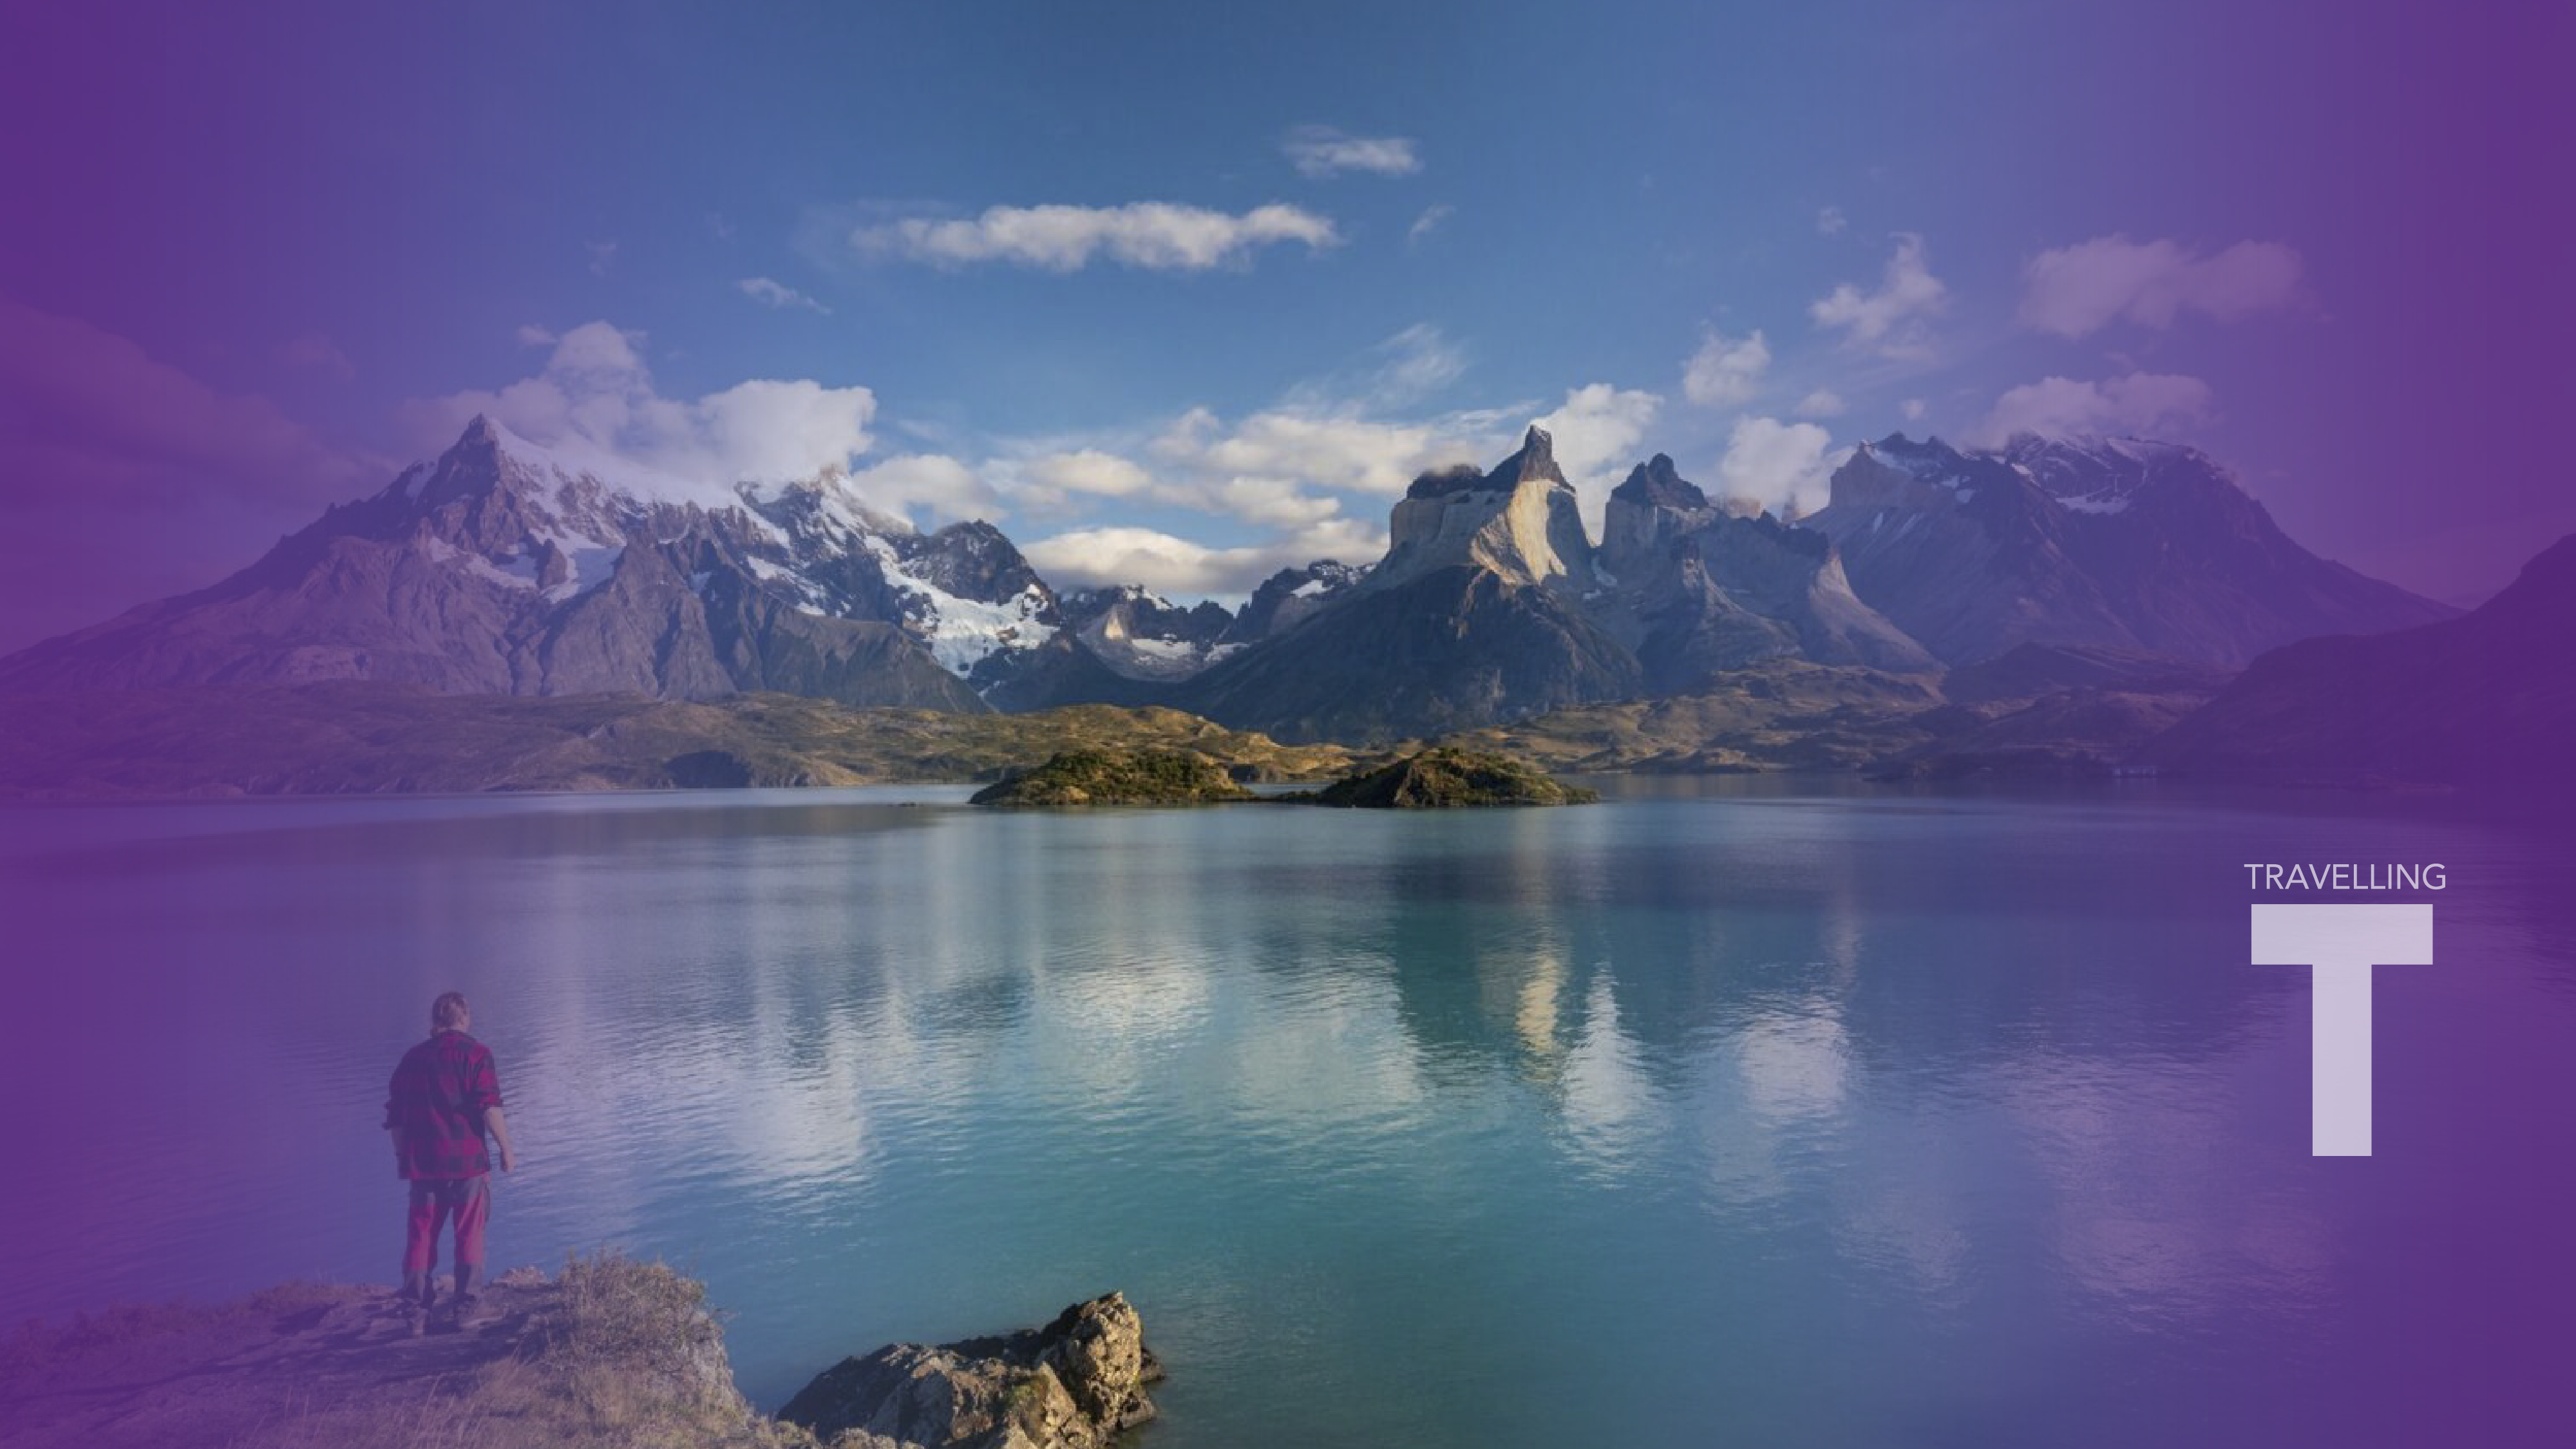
left=399, top=1274, right=436, bottom=1338
left=450, top=1293, right=490, bottom=1331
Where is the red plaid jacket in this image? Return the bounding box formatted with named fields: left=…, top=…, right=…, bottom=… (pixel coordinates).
left=384, top=1029, right=504, bottom=1179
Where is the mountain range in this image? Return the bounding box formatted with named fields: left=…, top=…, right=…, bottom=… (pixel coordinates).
left=0, top=415, right=2459, bottom=746
left=2139, top=533, right=2576, bottom=786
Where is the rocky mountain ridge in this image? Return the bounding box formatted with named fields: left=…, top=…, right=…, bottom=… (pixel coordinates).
left=0, top=415, right=2456, bottom=750
left=2137, top=533, right=2575, bottom=788
left=1803, top=432, right=2452, bottom=665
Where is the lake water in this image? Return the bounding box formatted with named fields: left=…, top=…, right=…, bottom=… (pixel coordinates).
left=3, top=780, right=2568, bottom=1446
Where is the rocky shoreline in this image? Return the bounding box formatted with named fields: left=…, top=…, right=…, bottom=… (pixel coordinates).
left=0, top=1256, right=1160, bottom=1449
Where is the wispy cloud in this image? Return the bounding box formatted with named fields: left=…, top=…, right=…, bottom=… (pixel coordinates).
left=1816, top=205, right=1846, bottom=236
left=0, top=299, right=379, bottom=650
left=2018, top=236, right=2303, bottom=338
left=852, top=202, right=1339, bottom=272
left=1283, top=126, right=1421, bottom=179
left=1282, top=323, right=1466, bottom=413
left=281, top=331, right=355, bottom=383
left=1810, top=233, right=1947, bottom=359
left=1370, top=323, right=1466, bottom=402
left=1408, top=203, right=1454, bottom=246
left=1794, top=388, right=1846, bottom=419
left=1976, top=372, right=2215, bottom=444
left=737, top=276, right=829, bottom=313
left=3, top=298, right=372, bottom=509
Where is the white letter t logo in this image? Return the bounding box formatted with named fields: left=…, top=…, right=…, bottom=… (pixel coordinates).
left=2251, top=904, right=2434, bottom=1156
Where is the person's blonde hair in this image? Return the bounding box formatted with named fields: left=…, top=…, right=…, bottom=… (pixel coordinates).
left=431, top=992, right=470, bottom=1030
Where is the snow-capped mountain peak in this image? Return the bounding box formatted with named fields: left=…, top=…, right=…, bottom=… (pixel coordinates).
left=1998, top=433, right=2228, bottom=516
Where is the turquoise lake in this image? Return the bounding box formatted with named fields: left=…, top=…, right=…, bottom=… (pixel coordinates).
left=4, top=779, right=2567, bottom=1446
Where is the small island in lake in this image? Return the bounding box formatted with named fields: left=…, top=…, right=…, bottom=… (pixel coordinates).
left=969, top=748, right=1255, bottom=806
left=967, top=746, right=1597, bottom=809
left=1301, top=746, right=1600, bottom=808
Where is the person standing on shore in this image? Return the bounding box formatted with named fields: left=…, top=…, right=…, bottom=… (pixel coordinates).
left=384, top=991, right=515, bottom=1334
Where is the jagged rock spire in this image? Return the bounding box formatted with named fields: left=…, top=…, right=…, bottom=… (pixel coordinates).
left=1489, top=425, right=1567, bottom=489
left=1611, top=453, right=1707, bottom=511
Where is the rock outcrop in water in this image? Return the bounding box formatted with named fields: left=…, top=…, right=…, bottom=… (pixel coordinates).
left=779, top=1293, right=1162, bottom=1449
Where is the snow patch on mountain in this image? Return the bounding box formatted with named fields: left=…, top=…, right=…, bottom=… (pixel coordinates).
left=547, top=545, right=625, bottom=603
left=860, top=536, right=1056, bottom=674
left=2057, top=491, right=2132, bottom=515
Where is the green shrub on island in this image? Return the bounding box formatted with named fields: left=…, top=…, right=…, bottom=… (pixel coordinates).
left=969, top=748, right=1255, bottom=806
left=1305, top=747, right=1599, bottom=808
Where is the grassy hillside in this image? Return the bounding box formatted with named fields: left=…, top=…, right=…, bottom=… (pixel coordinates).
left=0, top=653, right=2236, bottom=800
left=1430, top=661, right=1945, bottom=772
left=0, top=683, right=1354, bottom=799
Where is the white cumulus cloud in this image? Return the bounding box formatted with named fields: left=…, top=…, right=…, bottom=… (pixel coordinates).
left=406, top=321, right=998, bottom=517
left=1283, top=126, right=1422, bottom=178
left=1197, top=476, right=1348, bottom=529
left=853, top=202, right=1339, bottom=272
left=844, top=453, right=1005, bottom=522
left=1810, top=233, right=1948, bottom=358
left=1681, top=327, right=1770, bottom=408
left=1975, top=372, right=2215, bottom=444
left=2018, top=236, right=2302, bottom=338
left=1714, top=416, right=1840, bottom=518
left=1025, top=519, right=1383, bottom=596
left=1023, top=449, right=1153, bottom=500
left=1151, top=404, right=1481, bottom=498
left=1537, top=383, right=1665, bottom=537
left=1794, top=388, right=1846, bottom=419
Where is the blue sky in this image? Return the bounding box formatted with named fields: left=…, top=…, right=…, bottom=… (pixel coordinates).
left=4, top=0, right=2570, bottom=645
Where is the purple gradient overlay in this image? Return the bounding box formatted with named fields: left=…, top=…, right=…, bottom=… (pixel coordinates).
left=2, top=1, right=2571, bottom=1444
